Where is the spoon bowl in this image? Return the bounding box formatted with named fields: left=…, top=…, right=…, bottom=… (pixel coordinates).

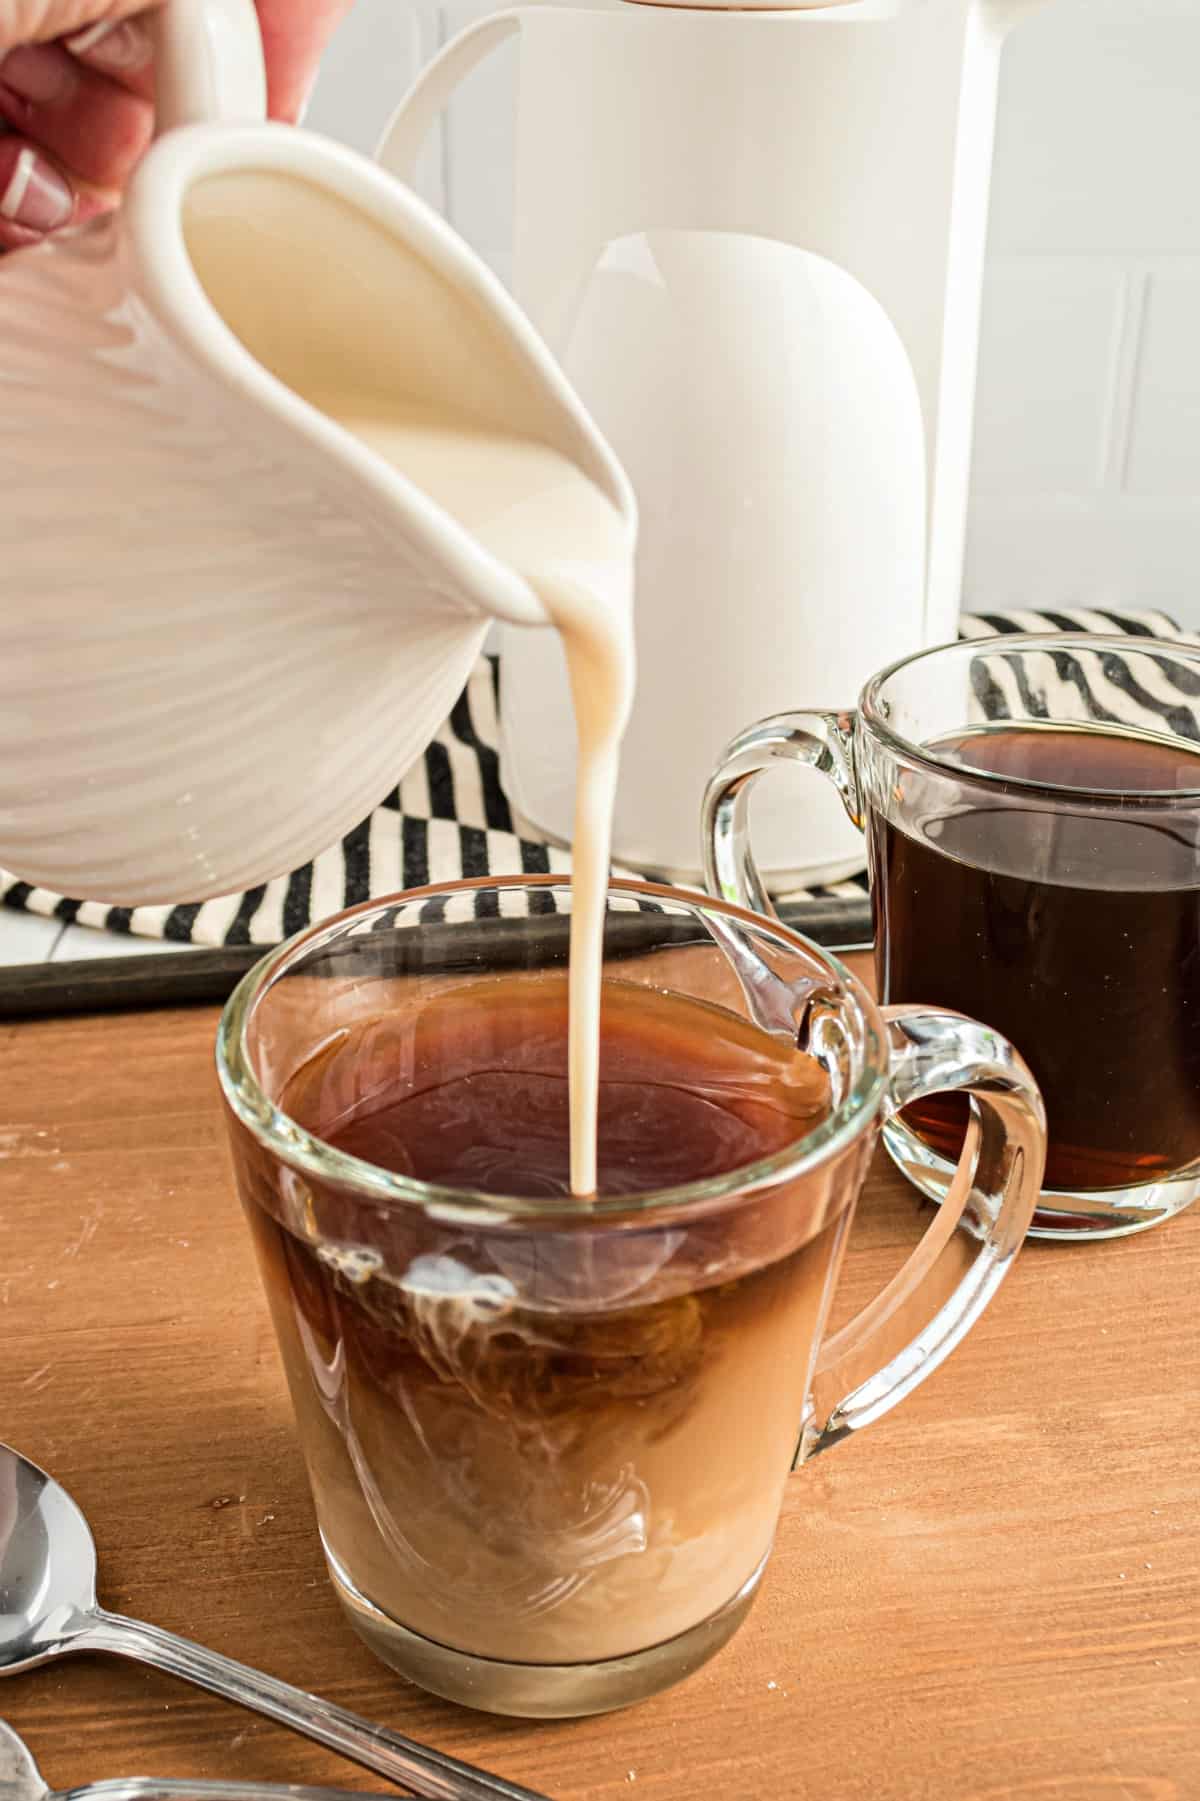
left=0, top=1718, right=47, bottom=1801
left=0, top=1450, right=92, bottom=1675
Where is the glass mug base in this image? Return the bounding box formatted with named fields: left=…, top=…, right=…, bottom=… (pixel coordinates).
left=324, top=1539, right=767, bottom=1719
left=882, top=1116, right=1200, bottom=1242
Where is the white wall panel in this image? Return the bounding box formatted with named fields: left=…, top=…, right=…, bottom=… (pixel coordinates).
left=308, top=0, right=1200, bottom=627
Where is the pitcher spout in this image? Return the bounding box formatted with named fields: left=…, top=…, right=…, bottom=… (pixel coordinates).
left=130, top=124, right=635, bottom=631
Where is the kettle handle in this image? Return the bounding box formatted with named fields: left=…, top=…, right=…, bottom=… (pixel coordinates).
left=151, top=0, right=268, bottom=136
left=376, top=12, right=522, bottom=183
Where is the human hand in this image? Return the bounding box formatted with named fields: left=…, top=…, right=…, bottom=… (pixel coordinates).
left=0, top=0, right=352, bottom=249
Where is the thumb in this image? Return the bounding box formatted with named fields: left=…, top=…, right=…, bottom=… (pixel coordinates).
left=0, top=2, right=157, bottom=56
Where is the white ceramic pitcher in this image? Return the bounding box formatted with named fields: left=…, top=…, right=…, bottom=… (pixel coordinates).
left=380, top=0, right=1045, bottom=885
left=0, top=0, right=633, bottom=906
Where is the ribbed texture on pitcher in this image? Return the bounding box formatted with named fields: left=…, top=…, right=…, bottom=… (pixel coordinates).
left=0, top=220, right=488, bottom=905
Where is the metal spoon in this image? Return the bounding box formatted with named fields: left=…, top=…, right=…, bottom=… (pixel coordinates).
left=0, top=1447, right=550, bottom=1801
left=0, top=1716, right=402, bottom=1801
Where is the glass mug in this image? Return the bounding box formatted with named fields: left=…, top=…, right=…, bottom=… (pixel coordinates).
left=218, top=876, right=1043, bottom=1719
left=704, top=633, right=1200, bottom=1242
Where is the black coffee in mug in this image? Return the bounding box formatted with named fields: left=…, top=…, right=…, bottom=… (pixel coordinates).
left=871, top=723, right=1200, bottom=1194
left=704, top=632, right=1200, bottom=1236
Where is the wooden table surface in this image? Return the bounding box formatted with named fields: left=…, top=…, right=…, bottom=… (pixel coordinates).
left=2, top=956, right=1197, bottom=1801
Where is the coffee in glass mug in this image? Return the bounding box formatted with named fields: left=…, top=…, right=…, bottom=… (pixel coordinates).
left=219, top=877, right=1043, bottom=1717
left=705, top=632, right=1200, bottom=1240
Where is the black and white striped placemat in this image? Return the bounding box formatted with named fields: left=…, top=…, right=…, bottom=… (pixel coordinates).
left=0, top=607, right=1183, bottom=951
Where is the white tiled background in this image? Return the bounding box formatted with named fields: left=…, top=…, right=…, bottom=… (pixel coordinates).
left=5, top=0, right=1197, bottom=967
left=968, top=0, right=1200, bottom=621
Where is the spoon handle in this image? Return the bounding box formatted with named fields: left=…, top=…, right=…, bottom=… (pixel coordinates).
left=61, top=1783, right=406, bottom=1801
left=75, top=1612, right=551, bottom=1801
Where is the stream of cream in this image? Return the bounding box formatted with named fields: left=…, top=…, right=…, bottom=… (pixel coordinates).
left=318, top=397, right=635, bottom=1196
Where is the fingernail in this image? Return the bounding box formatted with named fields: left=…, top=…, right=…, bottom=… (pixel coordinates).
left=295, top=74, right=319, bottom=126
left=0, top=147, right=73, bottom=232
left=0, top=46, right=75, bottom=104
left=67, top=18, right=153, bottom=72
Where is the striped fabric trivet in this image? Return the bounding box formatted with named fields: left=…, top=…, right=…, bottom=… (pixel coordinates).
left=0, top=606, right=1184, bottom=950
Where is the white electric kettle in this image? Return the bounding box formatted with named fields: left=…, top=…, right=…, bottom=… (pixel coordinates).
left=381, top=0, right=1047, bottom=885
left=0, top=0, right=633, bottom=905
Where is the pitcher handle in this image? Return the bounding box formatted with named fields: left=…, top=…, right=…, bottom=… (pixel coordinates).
left=376, top=12, right=525, bottom=183
left=151, top=0, right=267, bottom=135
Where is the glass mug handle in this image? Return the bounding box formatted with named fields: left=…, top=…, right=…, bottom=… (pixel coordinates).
left=701, top=713, right=1046, bottom=1462
left=803, top=1002, right=1044, bottom=1459
left=702, top=711, right=861, bottom=918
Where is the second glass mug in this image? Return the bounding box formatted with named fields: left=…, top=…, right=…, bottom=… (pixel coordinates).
left=218, top=877, right=1044, bottom=1718
left=704, top=632, right=1200, bottom=1242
